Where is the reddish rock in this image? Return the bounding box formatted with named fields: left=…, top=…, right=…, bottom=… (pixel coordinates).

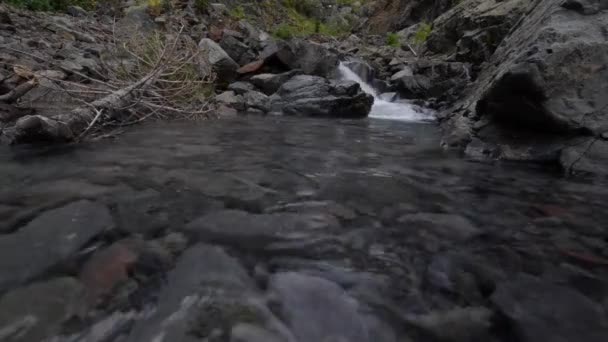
left=237, top=59, right=264, bottom=74
left=79, top=242, right=138, bottom=305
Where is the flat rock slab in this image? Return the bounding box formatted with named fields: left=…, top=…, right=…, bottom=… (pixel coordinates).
left=491, top=274, right=608, bottom=342
left=0, top=277, right=86, bottom=342
left=0, top=200, right=114, bottom=292
left=183, top=209, right=340, bottom=250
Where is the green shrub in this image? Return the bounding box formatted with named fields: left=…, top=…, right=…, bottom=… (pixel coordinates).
left=229, top=5, right=245, bottom=19
left=385, top=32, right=399, bottom=47
left=194, top=0, right=208, bottom=13
left=6, top=0, right=97, bottom=11
left=272, top=22, right=295, bottom=39
left=411, top=22, right=432, bottom=44
left=282, top=0, right=317, bottom=17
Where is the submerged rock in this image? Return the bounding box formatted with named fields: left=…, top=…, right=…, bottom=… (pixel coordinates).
left=268, top=272, right=388, bottom=342
left=0, top=277, right=87, bottom=342
left=0, top=200, right=114, bottom=292
left=491, top=275, right=608, bottom=342
left=270, top=75, right=374, bottom=118
left=183, top=209, right=340, bottom=250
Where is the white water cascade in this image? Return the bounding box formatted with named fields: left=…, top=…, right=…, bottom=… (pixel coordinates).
left=338, top=62, right=433, bottom=122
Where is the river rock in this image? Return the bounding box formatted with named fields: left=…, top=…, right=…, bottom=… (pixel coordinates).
left=228, top=81, right=256, bottom=95
left=268, top=272, right=379, bottom=342
left=491, top=274, right=608, bottom=342
left=397, top=212, right=480, bottom=242
left=243, top=90, right=270, bottom=113
left=216, top=90, right=246, bottom=111
left=404, top=306, right=493, bottom=342
left=268, top=39, right=339, bottom=77
left=0, top=200, right=114, bottom=292
left=199, top=38, right=239, bottom=84
left=10, top=115, right=73, bottom=144
left=250, top=70, right=300, bottom=95
left=183, top=209, right=340, bottom=251
left=270, top=75, right=374, bottom=118
left=220, top=31, right=256, bottom=66
left=0, top=277, right=87, bottom=342
left=126, top=244, right=259, bottom=341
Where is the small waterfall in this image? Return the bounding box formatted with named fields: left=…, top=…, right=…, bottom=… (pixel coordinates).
left=338, top=62, right=433, bottom=122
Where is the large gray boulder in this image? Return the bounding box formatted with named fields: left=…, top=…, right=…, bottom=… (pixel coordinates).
left=266, top=39, right=339, bottom=77
left=440, top=0, right=608, bottom=172
left=270, top=75, right=374, bottom=118
left=199, top=38, right=239, bottom=84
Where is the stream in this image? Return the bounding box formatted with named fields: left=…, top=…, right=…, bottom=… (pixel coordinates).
left=1, top=115, right=607, bottom=341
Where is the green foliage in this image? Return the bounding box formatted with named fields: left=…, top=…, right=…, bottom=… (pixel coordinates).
left=6, top=0, right=97, bottom=11
left=411, top=22, right=432, bottom=44
left=272, top=5, right=351, bottom=39
left=385, top=32, right=399, bottom=47
left=194, top=0, right=208, bottom=13
left=272, top=22, right=295, bottom=39
left=229, top=5, right=246, bottom=19
left=282, top=0, right=318, bottom=17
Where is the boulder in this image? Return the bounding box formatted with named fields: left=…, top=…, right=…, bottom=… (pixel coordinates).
left=426, top=0, right=528, bottom=65
left=0, top=200, right=114, bottom=292
left=250, top=70, right=300, bottom=95
left=270, top=76, right=374, bottom=118
left=0, top=277, right=87, bottom=342
left=392, top=61, right=471, bottom=103
left=268, top=39, right=339, bottom=77
left=220, top=31, right=256, bottom=66
left=243, top=90, right=270, bottom=113
left=441, top=0, right=608, bottom=168
left=268, top=272, right=394, bottom=342
left=126, top=244, right=260, bottom=341
left=216, top=90, right=246, bottom=111
left=10, top=115, right=73, bottom=144
left=491, top=275, right=608, bottom=342
left=228, top=81, right=256, bottom=95
left=199, top=38, right=239, bottom=84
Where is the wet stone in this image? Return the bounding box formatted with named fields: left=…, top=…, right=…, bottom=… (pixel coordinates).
left=0, top=200, right=114, bottom=292
left=491, top=274, right=608, bottom=342
left=268, top=272, right=393, bottom=342
left=0, top=277, right=87, bottom=342
left=183, top=209, right=340, bottom=250
left=397, top=213, right=481, bottom=242
left=126, top=244, right=257, bottom=342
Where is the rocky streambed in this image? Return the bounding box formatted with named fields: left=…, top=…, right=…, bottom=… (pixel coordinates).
left=1, top=117, right=608, bottom=342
